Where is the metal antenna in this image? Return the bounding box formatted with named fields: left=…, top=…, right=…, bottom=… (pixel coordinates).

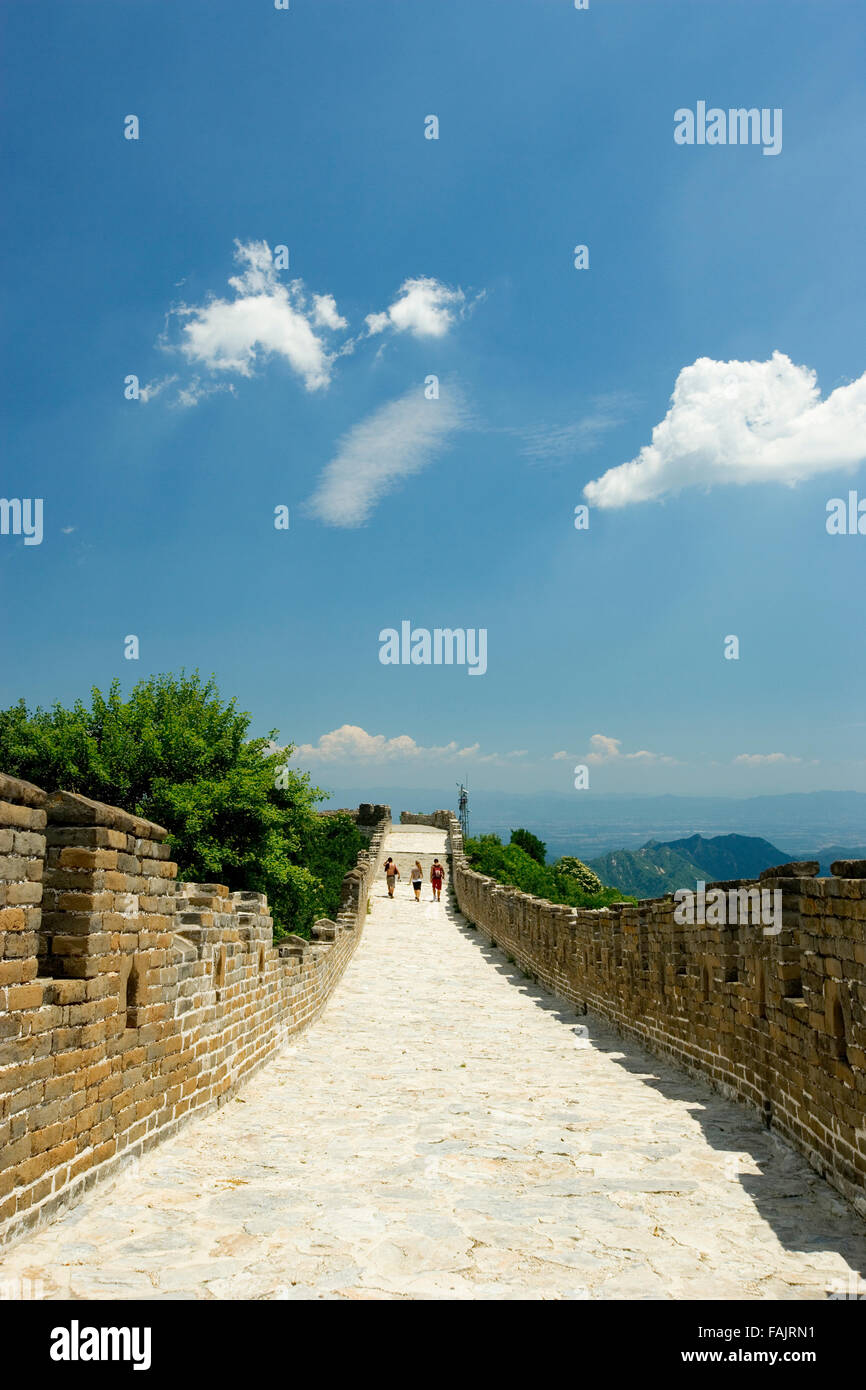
left=456, top=780, right=469, bottom=840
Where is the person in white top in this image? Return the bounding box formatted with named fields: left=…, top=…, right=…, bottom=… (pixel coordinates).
left=410, top=861, right=423, bottom=901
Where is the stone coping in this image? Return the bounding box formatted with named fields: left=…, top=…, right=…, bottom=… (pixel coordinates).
left=45, top=790, right=168, bottom=840
left=0, top=771, right=48, bottom=808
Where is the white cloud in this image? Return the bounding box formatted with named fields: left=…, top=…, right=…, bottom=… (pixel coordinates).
left=584, top=352, right=866, bottom=508
left=153, top=249, right=479, bottom=406
left=586, top=734, right=626, bottom=763
left=734, top=752, right=801, bottom=765
left=293, top=726, right=458, bottom=762
left=365, top=276, right=466, bottom=339
left=306, top=385, right=467, bottom=526
left=555, top=734, right=675, bottom=764
left=312, top=293, right=347, bottom=331
left=287, top=726, right=525, bottom=766
left=290, top=725, right=485, bottom=763
left=173, top=240, right=336, bottom=392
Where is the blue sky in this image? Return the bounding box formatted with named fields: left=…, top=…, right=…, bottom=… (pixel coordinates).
left=2, top=0, right=865, bottom=798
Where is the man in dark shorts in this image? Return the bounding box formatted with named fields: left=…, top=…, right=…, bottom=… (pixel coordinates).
left=430, top=858, right=444, bottom=901
left=384, top=857, right=399, bottom=897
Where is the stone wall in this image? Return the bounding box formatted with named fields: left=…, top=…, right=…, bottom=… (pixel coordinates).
left=409, top=810, right=866, bottom=1218
left=0, top=773, right=389, bottom=1248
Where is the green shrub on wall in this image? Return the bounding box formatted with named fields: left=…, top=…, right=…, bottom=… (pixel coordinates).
left=0, top=671, right=362, bottom=938
left=553, top=855, right=605, bottom=897
left=465, top=832, right=631, bottom=910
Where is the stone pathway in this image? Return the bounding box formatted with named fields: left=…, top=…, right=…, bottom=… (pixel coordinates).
left=1, top=825, right=864, bottom=1300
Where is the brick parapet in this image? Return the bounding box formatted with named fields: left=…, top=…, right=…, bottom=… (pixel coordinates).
left=405, top=809, right=866, bottom=1218
left=0, top=772, right=390, bottom=1247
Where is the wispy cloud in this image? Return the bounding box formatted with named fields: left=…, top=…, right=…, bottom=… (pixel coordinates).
left=521, top=394, right=636, bottom=464
left=734, top=752, right=802, bottom=765
left=138, top=374, right=177, bottom=403
left=306, top=384, right=468, bottom=527
left=584, top=352, right=866, bottom=508
left=175, top=378, right=237, bottom=409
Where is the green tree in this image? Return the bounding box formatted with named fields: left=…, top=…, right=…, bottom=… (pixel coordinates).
left=509, top=827, right=547, bottom=864
left=0, top=672, right=362, bottom=938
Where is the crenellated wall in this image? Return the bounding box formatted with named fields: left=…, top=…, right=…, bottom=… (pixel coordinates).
left=0, top=773, right=389, bottom=1247
left=406, top=810, right=866, bottom=1218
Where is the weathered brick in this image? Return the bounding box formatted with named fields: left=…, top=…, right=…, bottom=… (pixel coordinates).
left=4, top=883, right=42, bottom=906
left=5, top=984, right=44, bottom=1010
left=0, top=800, right=388, bottom=1248
left=0, top=960, right=35, bottom=987
left=57, top=848, right=119, bottom=871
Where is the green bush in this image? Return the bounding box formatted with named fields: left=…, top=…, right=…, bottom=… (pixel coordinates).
left=465, top=832, right=630, bottom=910
left=552, top=855, right=604, bottom=897
left=0, top=672, right=362, bottom=938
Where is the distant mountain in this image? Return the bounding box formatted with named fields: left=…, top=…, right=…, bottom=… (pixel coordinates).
left=663, top=833, right=793, bottom=882
left=589, top=832, right=793, bottom=897
left=798, top=845, right=866, bottom=875
left=588, top=842, right=716, bottom=898
left=587, top=831, right=866, bottom=897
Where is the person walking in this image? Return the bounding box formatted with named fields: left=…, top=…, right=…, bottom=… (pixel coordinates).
left=430, top=858, right=444, bottom=902
left=384, top=857, right=400, bottom=898
left=410, top=861, right=423, bottom=902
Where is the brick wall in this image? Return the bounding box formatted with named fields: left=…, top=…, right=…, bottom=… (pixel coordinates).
left=407, top=811, right=866, bottom=1218
left=0, top=773, right=389, bottom=1248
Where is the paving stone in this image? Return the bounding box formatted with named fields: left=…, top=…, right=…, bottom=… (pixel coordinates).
left=0, top=826, right=863, bottom=1299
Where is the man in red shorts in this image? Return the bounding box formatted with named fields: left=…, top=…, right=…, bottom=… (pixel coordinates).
left=430, top=858, right=444, bottom=902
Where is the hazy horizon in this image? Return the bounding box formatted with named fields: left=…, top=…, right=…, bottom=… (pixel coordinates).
left=321, top=784, right=866, bottom=859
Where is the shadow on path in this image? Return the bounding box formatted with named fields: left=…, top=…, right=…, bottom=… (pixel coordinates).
left=443, top=885, right=866, bottom=1287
